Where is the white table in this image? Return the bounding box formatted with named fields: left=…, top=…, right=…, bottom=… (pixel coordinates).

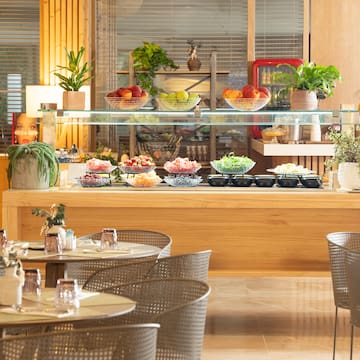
left=0, top=288, right=136, bottom=338
left=16, top=240, right=161, bottom=287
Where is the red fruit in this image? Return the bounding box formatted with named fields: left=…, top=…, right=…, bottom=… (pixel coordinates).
left=130, top=85, right=142, bottom=97
left=118, top=88, right=133, bottom=99
left=241, top=85, right=255, bottom=98
left=106, top=90, right=119, bottom=97
left=258, top=87, right=270, bottom=97
left=242, top=85, right=261, bottom=98
left=117, top=87, right=125, bottom=96
left=141, top=90, right=148, bottom=98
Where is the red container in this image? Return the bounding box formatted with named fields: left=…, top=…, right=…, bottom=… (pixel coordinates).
left=252, top=58, right=303, bottom=110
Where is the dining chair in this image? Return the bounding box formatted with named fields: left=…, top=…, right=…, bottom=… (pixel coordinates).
left=99, top=278, right=211, bottom=360
left=326, top=232, right=360, bottom=360
left=344, top=245, right=360, bottom=360
left=82, top=250, right=212, bottom=291
left=0, top=323, right=160, bottom=360
left=67, top=229, right=172, bottom=286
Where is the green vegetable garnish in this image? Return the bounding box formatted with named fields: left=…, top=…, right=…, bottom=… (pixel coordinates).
left=211, top=152, right=255, bottom=174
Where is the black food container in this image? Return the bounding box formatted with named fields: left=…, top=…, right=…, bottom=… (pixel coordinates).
left=208, top=174, right=230, bottom=187
left=277, top=175, right=299, bottom=188
left=254, top=175, right=276, bottom=187
left=299, top=175, right=322, bottom=188
left=231, top=175, right=254, bottom=187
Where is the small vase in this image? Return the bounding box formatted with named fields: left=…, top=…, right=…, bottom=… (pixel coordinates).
left=187, top=56, right=201, bottom=71
left=0, top=265, right=24, bottom=306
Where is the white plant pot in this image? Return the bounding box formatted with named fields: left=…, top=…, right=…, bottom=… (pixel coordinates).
left=11, top=156, right=50, bottom=189
left=338, top=162, right=360, bottom=190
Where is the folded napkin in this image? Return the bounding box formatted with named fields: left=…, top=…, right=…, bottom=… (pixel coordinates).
left=0, top=307, right=75, bottom=318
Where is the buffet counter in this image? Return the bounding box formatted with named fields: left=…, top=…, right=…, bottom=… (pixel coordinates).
left=3, top=187, right=360, bottom=276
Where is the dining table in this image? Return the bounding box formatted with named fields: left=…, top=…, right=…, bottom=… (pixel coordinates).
left=0, top=287, right=136, bottom=338
left=15, top=239, right=161, bottom=287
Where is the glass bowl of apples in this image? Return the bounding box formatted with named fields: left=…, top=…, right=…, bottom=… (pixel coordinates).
left=223, top=85, right=270, bottom=111
left=105, top=85, right=150, bottom=110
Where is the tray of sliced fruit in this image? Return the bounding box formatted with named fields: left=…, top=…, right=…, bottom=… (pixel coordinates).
left=79, top=174, right=110, bottom=187
left=126, top=171, right=162, bottom=187
left=164, top=157, right=201, bottom=174
left=86, top=158, right=117, bottom=173
left=119, top=155, right=156, bottom=174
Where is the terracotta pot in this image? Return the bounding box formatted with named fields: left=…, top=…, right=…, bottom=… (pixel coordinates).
left=63, top=91, right=85, bottom=110
left=290, top=89, right=318, bottom=110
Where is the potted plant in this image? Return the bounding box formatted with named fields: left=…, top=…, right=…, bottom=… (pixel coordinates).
left=132, top=42, right=179, bottom=96
left=53, top=46, right=93, bottom=110
left=275, top=62, right=342, bottom=110
left=7, top=142, right=60, bottom=189
left=327, top=128, right=360, bottom=190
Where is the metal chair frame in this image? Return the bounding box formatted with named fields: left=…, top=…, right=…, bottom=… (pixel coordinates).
left=98, top=278, right=211, bottom=360
left=0, top=323, right=160, bottom=360
left=327, top=232, right=360, bottom=360
left=67, top=229, right=172, bottom=286
left=83, top=250, right=212, bottom=292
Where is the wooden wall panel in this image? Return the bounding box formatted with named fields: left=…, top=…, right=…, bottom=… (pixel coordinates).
left=311, top=0, right=360, bottom=110
left=39, top=0, right=91, bottom=151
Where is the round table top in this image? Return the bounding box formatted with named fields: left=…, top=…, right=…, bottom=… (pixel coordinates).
left=0, top=288, right=135, bottom=331
left=16, top=240, right=161, bottom=263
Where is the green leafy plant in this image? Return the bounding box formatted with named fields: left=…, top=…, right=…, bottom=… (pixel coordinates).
left=32, top=203, right=66, bottom=235
left=7, top=142, right=60, bottom=188
left=132, top=42, right=179, bottom=96
left=53, top=46, right=93, bottom=91
left=327, top=128, right=360, bottom=167
left=275, top=62, right=342, bottom=99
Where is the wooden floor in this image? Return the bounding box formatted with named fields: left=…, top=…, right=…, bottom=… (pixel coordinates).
left=203, top=276, right=355, bottom=359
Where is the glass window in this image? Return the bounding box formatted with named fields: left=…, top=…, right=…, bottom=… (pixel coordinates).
left=255, top=0, right=304, bottom=59
left=0, top=0, right=40, bottom=152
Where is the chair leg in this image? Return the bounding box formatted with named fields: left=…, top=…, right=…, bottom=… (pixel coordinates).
left=350, top=324, right=354, bottom=360
left=333, top=306, right=338, bottom=360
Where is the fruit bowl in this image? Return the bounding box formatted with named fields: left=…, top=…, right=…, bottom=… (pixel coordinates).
left=164, top=174, right=202, bottom=187
left=164, top=158, right=201, bottom=174
left=157, top=95, right=201, bottom=111
left=119, top=165, right=156, bottom=174
left=210, top=153, right=256, bottom=175
left=126, top=172, right=162, bottom=187
left=104, top=95, right=149, bottom=111
left=79, top=175, right=110, bottom=187
left=224, top=97, right=270, bottom=111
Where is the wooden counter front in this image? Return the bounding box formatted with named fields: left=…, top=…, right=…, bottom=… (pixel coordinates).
left=3, top=187, right=360, bottom=276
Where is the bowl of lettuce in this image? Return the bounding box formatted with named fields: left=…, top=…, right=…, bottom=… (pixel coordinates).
left=211, top=153, right=255, bottom=175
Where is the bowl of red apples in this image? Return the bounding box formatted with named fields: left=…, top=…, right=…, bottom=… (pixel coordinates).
left=222, top=85, right=271, bottom=111
left=105, top=85, right=150, bottom=110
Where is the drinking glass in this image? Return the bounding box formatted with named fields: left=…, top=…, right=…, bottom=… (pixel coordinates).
left=100, top=228, right=118, bottom=250
left=23, top=268, right=42, bottom=296
left=54, top=278, right=80, bottom=310
left=44, top=233, right=63, bottom=255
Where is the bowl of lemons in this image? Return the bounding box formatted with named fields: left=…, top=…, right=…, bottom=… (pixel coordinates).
left=157, top=90, right=201, bottom=111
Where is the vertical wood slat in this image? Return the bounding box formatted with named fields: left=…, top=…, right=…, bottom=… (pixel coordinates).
left=40, top=0, right=90, bottom=151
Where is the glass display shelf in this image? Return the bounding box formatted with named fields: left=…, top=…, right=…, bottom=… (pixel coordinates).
left=44, top=108, right=358, bottom=126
